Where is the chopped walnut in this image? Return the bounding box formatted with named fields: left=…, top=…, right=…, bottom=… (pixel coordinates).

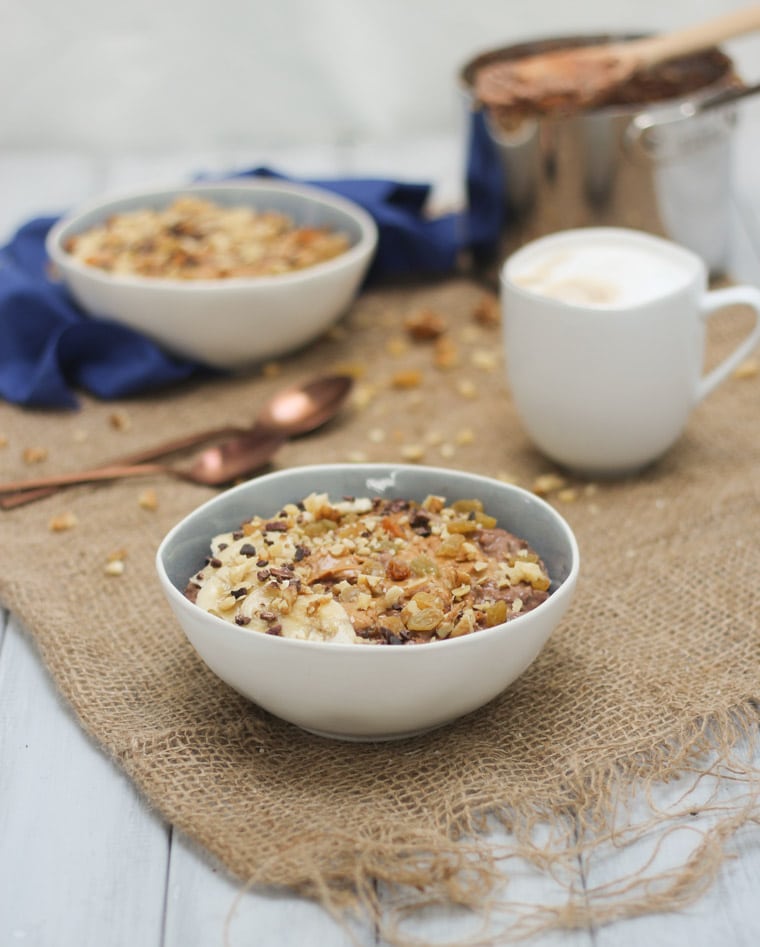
left=456, top=379, right=478, bottom=399
left=385, top=336, right=409, bottom=357
left=109, top=410, right=132, bottom=432
left=433, top=336, right=459, bottom=370
left=470, top=349, right=500, bottom=372
left=23, top=446, right=48, bottom=464
left=472, top=293, right=501, bottom=326
left=556, top=488, right=579, bottom=503
left=532, top=473, right=567, bottom=496
left=49, top=511, right=78, bottom=532
left=138, top=488, right=159, bottom=511
left=64, top=196, right=350, bottom=279
left=400, top=444, right=425, bottom=462
left=404, top=307, right=448, bottom=340
left=187, top=492, right=552, bottom=645
left=391, top=369, right=423, bottom=389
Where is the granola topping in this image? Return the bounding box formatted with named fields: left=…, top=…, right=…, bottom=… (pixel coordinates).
left=186, top=493, right=551, bottom=645
left=64, top=196, right=351, bottom=280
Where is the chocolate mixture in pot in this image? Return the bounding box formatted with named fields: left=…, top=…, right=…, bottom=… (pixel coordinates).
left=472, top=44, right=739, bottom=117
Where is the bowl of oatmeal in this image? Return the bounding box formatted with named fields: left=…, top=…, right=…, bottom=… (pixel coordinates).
left=156, top=464, right=580, bottom=741
left=46, top=181, right=377, bottom=369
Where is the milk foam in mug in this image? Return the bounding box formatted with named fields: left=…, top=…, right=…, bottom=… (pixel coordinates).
left=501, top=228, right=760, bottom=476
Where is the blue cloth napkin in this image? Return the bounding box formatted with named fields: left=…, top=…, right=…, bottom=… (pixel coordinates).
left=0, top=124, right=503, bottom=409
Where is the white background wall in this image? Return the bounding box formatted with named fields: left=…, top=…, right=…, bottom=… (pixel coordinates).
left=3, top=0, right=760, bottom=154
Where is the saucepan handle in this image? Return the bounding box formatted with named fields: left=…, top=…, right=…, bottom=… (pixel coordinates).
left=624, top=82, right=760, bottom=163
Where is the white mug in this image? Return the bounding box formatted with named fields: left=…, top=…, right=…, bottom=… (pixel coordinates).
left=501, top=227, right=760, bottom=477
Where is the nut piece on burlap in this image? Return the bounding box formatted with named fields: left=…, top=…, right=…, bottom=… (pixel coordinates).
left=1, top=277, right=759, bottom=944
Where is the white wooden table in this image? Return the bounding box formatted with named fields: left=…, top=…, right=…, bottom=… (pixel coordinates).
left=2, top=121, right=760, bottom=945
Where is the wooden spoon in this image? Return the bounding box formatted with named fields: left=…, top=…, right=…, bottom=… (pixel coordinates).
left=475, top=5, right=760, bottom=113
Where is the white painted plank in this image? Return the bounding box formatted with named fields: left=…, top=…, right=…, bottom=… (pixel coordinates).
left=164, top=834, right=374, bottom=947
left=586, top=745, right=760, bottom=947
left=377, top=821, right=594, bottom=947
left=0, top=615, right=170, bottom=947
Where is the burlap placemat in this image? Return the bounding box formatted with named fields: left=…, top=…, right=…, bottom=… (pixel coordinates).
left=1, top=276, right=759, bottom=943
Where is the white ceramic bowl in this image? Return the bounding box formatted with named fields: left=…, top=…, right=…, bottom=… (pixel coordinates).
left=46, top=180, right=378, bottom=370
left=156, top=464, right=580, bottom=741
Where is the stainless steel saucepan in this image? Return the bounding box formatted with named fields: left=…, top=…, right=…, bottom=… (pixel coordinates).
left=461, top=36, right=758, bottom=274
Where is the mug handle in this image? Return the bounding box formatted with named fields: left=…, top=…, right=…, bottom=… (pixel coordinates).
left=698, top=285, right=760, bottom=401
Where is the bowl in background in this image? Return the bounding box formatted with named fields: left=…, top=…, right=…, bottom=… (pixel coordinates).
left=156, top=464, right=580, bottom=741
left=46, top=180, right=378, bottom=370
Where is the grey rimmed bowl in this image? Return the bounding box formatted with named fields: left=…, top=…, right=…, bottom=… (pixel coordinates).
left=156, top=464, right=580, bottom=741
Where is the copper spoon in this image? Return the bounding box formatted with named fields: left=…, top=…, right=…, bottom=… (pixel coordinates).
left=0, top=428, right=288, bottom=492
left=475, top=5, right=760, bottom=113
left=0, top=373, right=353, bottom=506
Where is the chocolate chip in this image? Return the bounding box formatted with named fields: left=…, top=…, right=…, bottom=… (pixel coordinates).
left=257, top=569, right=271, bottom=581
left=206, top=556, right=223, bottom=568
left=266, top=623, right=282, bottom=636
left=230, top=587, right=248, bottom=599
left=265, top=520, right=288, bottom=532
left=232, top=530, right=244, bottom=540
left=239, top=543, right=257, bottom=558
left=234, top=615, right=251, bottom=625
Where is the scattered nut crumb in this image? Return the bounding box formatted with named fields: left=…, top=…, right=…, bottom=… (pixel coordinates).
left=433, top=336, right=459, bottom=370
left=367, top=428, right=386, bottom=443
left=531, top=473, right=567, bottom=496
left=23, top=446, right=48, bottom=464
left=0, top=434, right=7, bottom=448
left=497, top=471, right=520, bottom=484
left=584, top=483, right=599, bottom=496
left=138, top=488, right=159, bottom=511
left=346, top=450, right=368, bottom=463
left=556, top=488, right=578, bottom=503
left=385, top=336, right=409, bottom=357
left=470, top=349, right=500, bottom=372
left=734, top=357, right=759, bottom=379
left=72, top=429, right=88, bottom=443
left=439, top=443, right=456, bottom=458
left=49, top=511, right=78, bottom=532
left=404, top=307, right=448, bottom=340
left=391, top=369, right=423, bottom=389
left=107, top=548, right=127, bottom=562
left=455, top=428, right=475, bottom=446
left=352, top=383, right=377, bottom=410
left=104, top=559, right=125, bottom=577
left=456, top=379, right=478, bottom=399
left=472, top=294, right=500, bottom=326
left=109, top=410, right=132, bottom=432
left=426, top=430, right=445, bottom=446
left=401, top=444, right=426, bottom=462
left=330, top=360, right=366, bottom=379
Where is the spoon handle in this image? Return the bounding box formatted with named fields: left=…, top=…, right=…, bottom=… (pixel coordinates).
left=622, top=5, right=760, bottom=69
left=0, top=423, right=244, bottom=509
left=0, top=463, right=173, bottom=494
